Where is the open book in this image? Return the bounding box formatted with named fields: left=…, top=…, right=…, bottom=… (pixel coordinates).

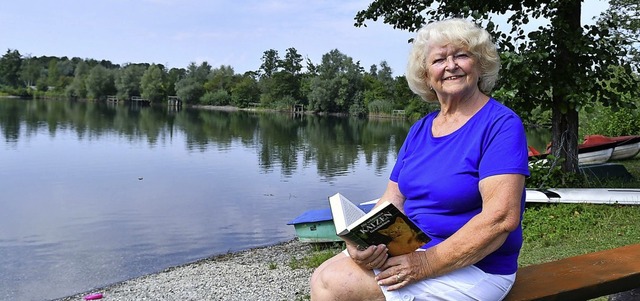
left=328, top=193, right=430, bottom=256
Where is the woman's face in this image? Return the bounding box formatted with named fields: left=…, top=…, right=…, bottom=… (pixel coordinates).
left=425, top=43, right=480, bottom=98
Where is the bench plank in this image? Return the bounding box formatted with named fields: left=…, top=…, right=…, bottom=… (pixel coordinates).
left=504, top=243, right=640, bottom=301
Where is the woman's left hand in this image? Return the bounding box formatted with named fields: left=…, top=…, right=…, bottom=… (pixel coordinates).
left=375, top=251, right=432, bottom=291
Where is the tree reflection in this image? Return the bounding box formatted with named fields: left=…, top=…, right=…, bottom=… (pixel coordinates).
left=0, top=99, right=410, bottom=178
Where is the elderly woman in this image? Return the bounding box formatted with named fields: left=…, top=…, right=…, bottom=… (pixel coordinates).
left=310, top=18, right=530, bottom=301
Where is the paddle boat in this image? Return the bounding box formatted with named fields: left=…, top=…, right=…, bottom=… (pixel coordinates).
left=287, top=203, right=374, bottom=243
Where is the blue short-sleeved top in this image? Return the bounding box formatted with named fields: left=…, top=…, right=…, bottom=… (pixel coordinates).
left=390, top=98, right=530, bottom=275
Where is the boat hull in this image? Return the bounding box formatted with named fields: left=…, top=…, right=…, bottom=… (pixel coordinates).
left=526, top=188, right=640, bottom=205
left=287, top=204, right=374, bottom=243
left=578, top=148, right=613, bottom=165
left=531, top=135, right=640, bottom=165
left=611, top=142, right=640, bottom=160
left=292, top=221, right=340, bottom=243
left=583, top=135, right=640, bottom=161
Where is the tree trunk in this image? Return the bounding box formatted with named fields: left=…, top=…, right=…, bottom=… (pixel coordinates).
left=549, top=0, right=582, bottom=175
left=550, top=104, right=579, bottom=174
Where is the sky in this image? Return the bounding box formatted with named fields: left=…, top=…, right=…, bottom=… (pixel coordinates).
left=0, top=0, right=610, bottom=76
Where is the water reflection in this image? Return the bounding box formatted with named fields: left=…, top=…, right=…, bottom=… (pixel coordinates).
left=1, top=99, right=409, bottom=179
left=526, top=127, right=552, bottom=152
left=0, top=98, right=409, bottom=300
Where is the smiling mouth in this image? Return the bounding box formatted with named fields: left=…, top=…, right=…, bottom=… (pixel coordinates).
left=444, top=75, right=464, bottom=80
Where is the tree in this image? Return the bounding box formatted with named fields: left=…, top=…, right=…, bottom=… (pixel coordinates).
left=175, top=77, right=204, bottom=104
left=355, top=0, right=640, bottom=174
left=363, top=61, right=395, bottom=108
left=115, top=64, right=147, bottom=100
left=307, top=49, right=365, bottom=113
left=0, top=49, right=23, bottom=87
left=259, top=49, right=302, bottom=107
left=259, top=49, right=280, bottom=78
left=204, top=65, right=236, bottom=93
left=175, top=62, right=211, bottom=103
left=53, top=58, right=75, bottom=90
left=281, top=47, right=303, bottom=75
left=19, top=55, right=42, bottom=88
left=174, top=62, right=210, bottom=104
left=231, top=75, right=260, bottom=107
left=141, top=64, right=166, bottom=102
left=65, top=60, right=90, bottom=99
left=47, top=59, right=60, bottom=89
left=165, top=67, right=186, bottom=96
left=85, top=64, right=115, bottom=100
left=596, top=0, right=640, bottom=71
left=257, top=47, right=306, bottom=108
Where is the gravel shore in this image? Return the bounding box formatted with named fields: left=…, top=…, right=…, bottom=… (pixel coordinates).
left=56, top=239, right=318, bottom=301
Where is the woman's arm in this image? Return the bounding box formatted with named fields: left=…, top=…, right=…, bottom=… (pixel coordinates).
left=377, top=173, right=525, bottom=289
left=377, top=180, right=406, bottom=211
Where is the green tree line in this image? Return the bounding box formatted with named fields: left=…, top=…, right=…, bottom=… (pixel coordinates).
left=0, top=0, right=638, bottom=144
left=0, top=47, right=433, bottom=118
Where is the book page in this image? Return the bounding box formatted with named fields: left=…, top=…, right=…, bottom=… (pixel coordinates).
left=329, top=193, right=365, bottom=234
left=340, top=194, right=366, bottom=226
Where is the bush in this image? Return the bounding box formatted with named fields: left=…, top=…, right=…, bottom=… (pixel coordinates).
left=526, top=156, right=583, bottom=189
left=271, top=95, right=297, bottom=111
left=579, top=103, right=640, bottom=137
left=0, top=86, right=30, bottom=97
left=367, top=99, right=393, bottom=115
left=200, top=90, right=230, bottom=106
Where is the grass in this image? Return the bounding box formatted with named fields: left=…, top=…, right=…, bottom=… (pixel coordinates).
left=293, top=157, right=640, bottom=300
left=289, top=242, right=344, bottom=270
left=521, top=157, right=640, bottom=266
left=521, top=158, right=640, bottom=300
left=520, top=203, right=639, bottom=264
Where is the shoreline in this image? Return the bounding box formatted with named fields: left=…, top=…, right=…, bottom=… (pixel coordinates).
left=55, top=239, right=316, bottom=301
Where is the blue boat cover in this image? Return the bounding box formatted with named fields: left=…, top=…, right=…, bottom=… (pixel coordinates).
left=287, top=204, right=375, bottom=225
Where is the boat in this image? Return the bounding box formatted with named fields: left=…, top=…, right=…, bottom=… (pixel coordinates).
left=288, top=189, right=640, bottom=242
left=286, top=203, right=374, bottom=243
left=578, top=146, right=614, bottom=165
left=582, top=135, right=640, bottom=161
left=361, top=189, right=640, bottom=205
left=528, top=143, right=613, bottom=165
left=526, top=188, right=640, bottom=205
left=528, top=134, right=640, bottom=165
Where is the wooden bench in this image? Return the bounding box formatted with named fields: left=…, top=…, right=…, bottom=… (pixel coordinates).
left=504, top=243, right=640, bottom=301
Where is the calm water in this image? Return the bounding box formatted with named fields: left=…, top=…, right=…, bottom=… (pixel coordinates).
left=0, top=98, right=549, bottom=300
left=0, top=98, right=410, bottom=301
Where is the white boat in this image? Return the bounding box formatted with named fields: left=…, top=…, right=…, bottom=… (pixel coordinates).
left=582, top=135, right=640, bottom=161
left=360, top=189, right=640, bottom=206
left=578, top=147, right=613, bottom=165
left=526, top=188, right=640, bottom=205
left=611, top=141, right=640, bottom=160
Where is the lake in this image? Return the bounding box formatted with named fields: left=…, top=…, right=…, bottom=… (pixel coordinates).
left=0, top=98, right=549, bottom=300
left=0, top=98, right=409, bottom=301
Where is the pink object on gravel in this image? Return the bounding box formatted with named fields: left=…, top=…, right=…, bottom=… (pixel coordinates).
left=83, top=293, right=103, bottom=300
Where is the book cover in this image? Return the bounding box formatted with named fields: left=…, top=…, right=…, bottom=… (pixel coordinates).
left=329, top=193, right=430, bottom=256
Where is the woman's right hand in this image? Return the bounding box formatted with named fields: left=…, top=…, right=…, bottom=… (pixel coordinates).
left=346, top=243, right=389, bottom=270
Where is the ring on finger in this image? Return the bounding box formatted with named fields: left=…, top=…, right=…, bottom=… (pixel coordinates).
left=396, top=274, right=401, bottom=282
